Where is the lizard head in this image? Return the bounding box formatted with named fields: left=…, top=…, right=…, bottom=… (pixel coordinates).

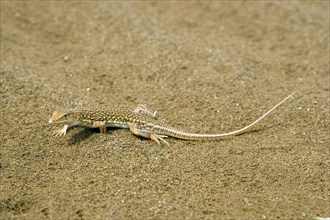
left=48, top=109, right=77, bottom=123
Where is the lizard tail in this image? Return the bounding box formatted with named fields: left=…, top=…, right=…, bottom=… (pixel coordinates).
left=153, top=92, right=295, bottom=140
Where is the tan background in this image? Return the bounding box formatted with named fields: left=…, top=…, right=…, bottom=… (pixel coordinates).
left=1, top=1, right=329, bottom=219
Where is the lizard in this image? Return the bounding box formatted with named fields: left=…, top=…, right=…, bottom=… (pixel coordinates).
left=48, top=92, right=295, bottom=145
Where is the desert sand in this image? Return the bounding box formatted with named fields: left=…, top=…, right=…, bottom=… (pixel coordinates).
left=1, top=2, right=329, bottom=219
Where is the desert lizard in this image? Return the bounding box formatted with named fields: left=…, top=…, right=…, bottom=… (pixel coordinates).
left=49, top=93, right=295, bottom=145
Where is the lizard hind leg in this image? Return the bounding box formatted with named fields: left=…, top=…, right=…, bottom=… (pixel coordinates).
left=133, top=104, right=157, bottom=118
left=150, top=134, right=169, bottom=146
left=129, top=124, right=169, bottom=146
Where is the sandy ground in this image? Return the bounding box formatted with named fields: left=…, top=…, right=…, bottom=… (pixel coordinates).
left=1, top=1, right=329, bottom=219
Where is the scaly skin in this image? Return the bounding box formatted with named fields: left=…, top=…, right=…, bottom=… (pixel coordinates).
left=49, top=93, right=295, bottom=145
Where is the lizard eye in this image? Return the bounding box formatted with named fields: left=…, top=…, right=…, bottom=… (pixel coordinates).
left=63, top=114, right=68, bottom=118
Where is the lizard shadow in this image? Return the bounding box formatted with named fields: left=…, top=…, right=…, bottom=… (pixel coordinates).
left=68, top=127, right=122, bottom=145
left=68, top=128, right=95, bottom=145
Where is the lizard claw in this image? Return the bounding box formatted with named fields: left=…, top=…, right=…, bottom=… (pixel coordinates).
left=52, top=125, right=68, bottom=136
left=52, top=129, right=66, bottom=136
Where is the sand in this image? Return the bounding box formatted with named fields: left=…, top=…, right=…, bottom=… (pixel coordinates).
left=1, top=1, right=329, bottom=219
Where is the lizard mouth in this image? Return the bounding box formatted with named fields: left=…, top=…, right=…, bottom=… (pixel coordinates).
left=48, top=119, right=69, bottom=124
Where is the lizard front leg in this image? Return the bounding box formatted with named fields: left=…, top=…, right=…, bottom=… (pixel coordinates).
left=53, top=124, right=70, bottom=136
left=52, top=121, right=82, bottom=136
left=92, top=121, right=107, bottom=134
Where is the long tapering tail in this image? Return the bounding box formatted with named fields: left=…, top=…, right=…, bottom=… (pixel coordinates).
left=152, top=92, right=296, bottom=140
